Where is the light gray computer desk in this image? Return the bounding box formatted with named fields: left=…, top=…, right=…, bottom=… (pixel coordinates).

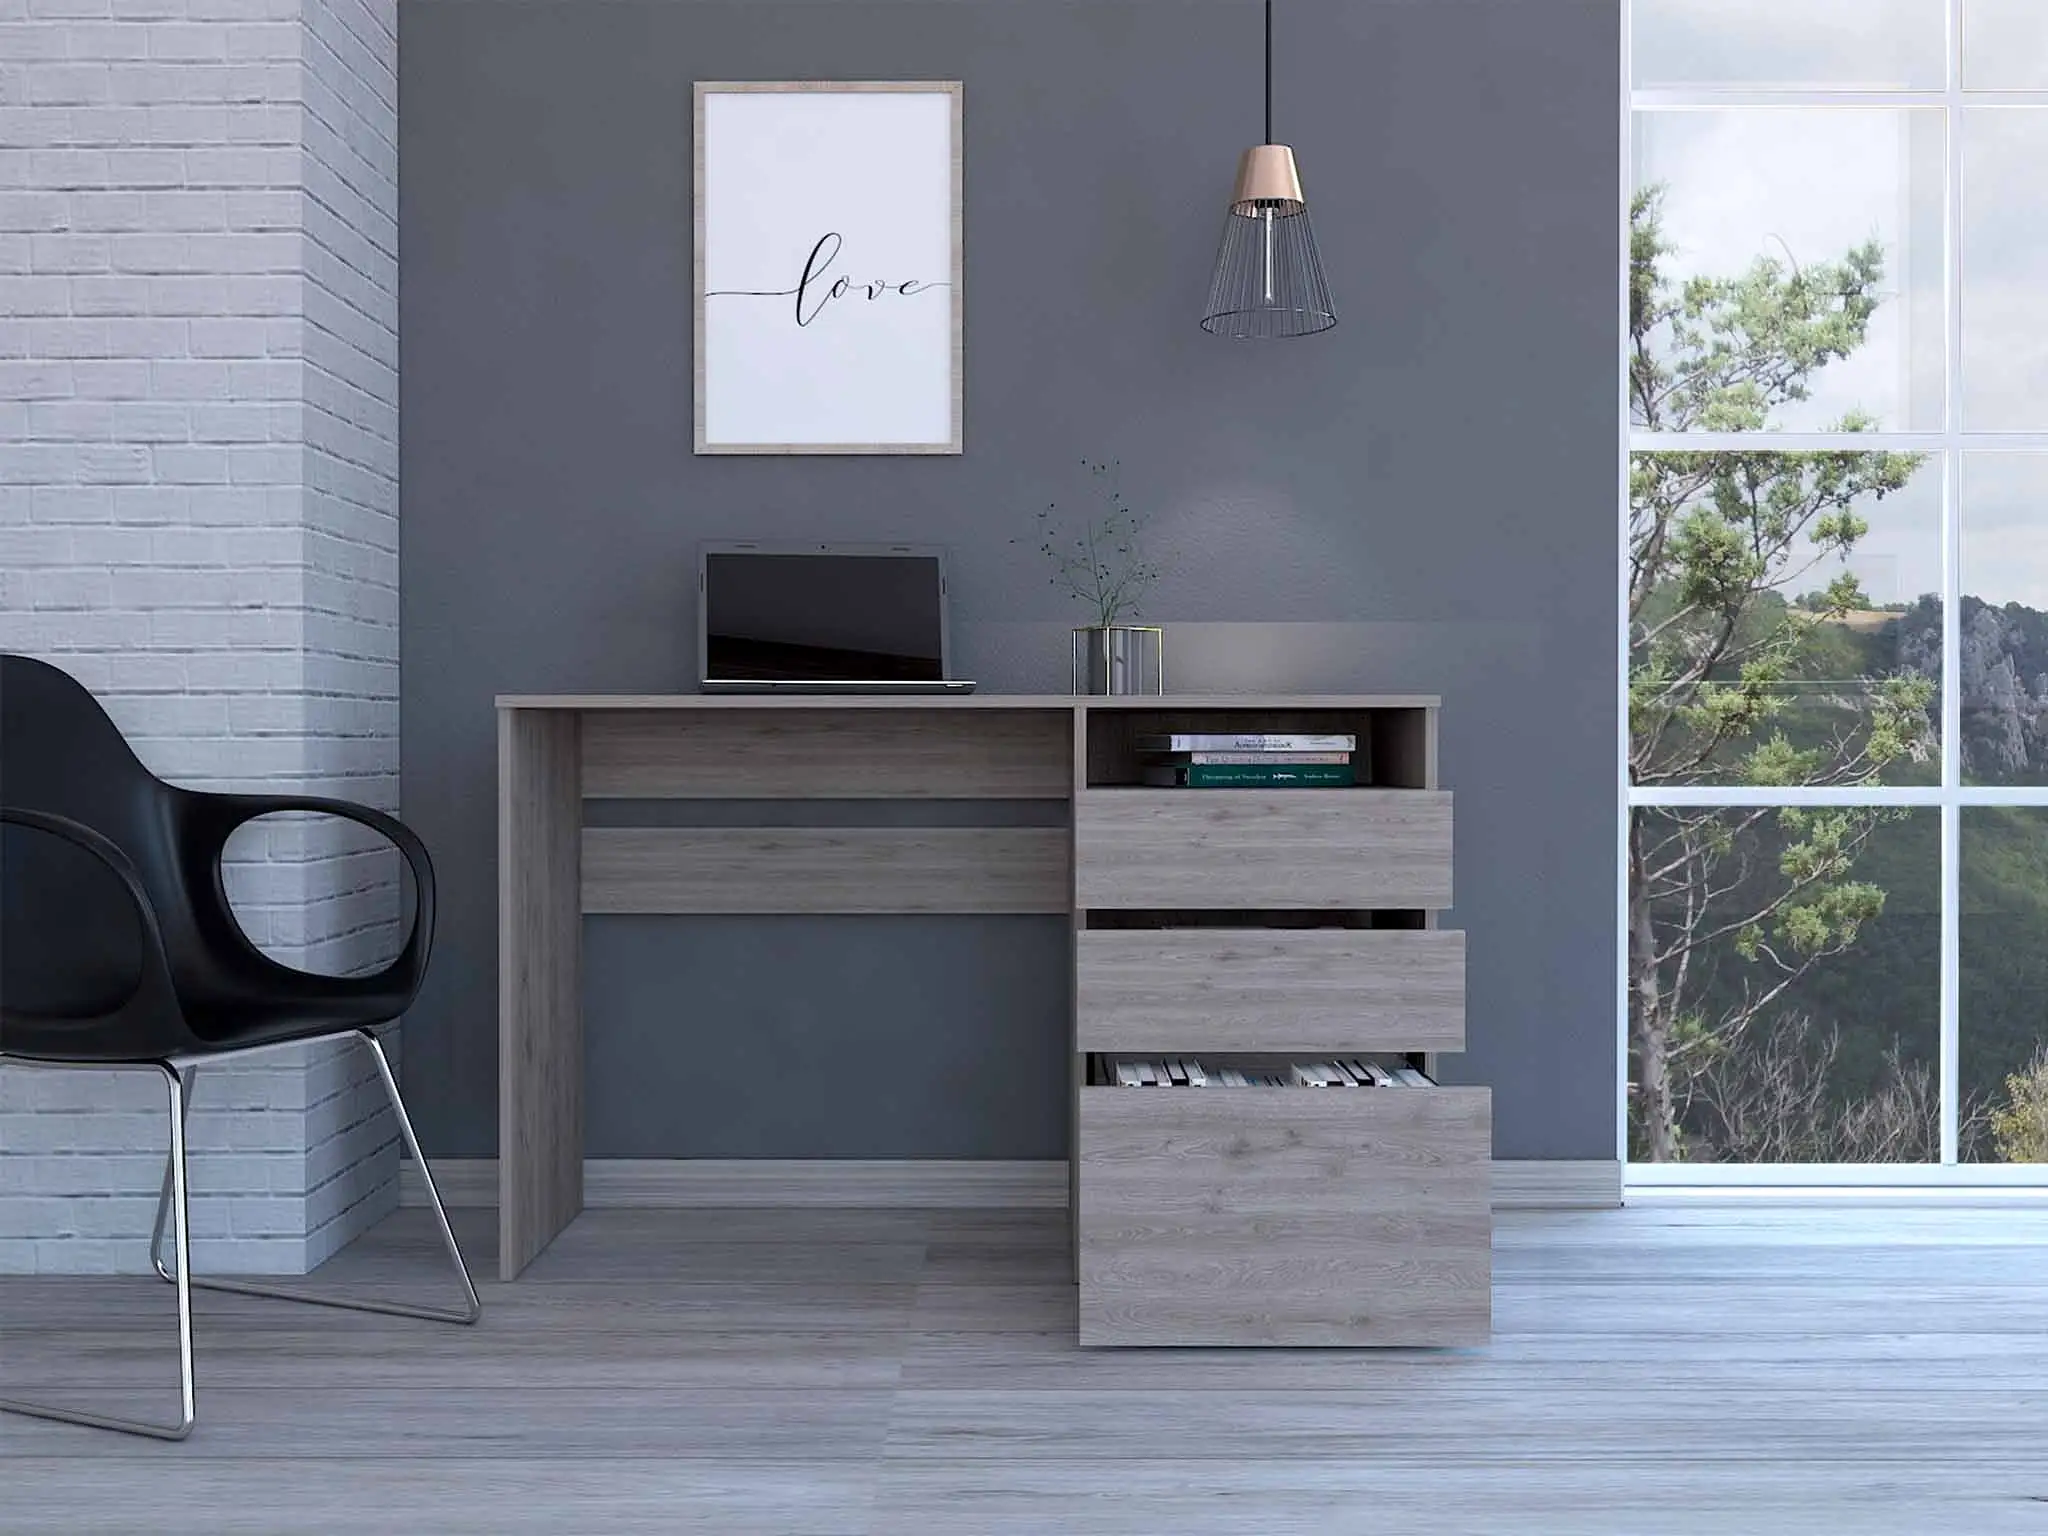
left=495, top=693, right=1487, bottom=1345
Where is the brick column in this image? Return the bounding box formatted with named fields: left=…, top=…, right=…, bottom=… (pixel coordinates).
left=0, top=0, right=402, bottom=1275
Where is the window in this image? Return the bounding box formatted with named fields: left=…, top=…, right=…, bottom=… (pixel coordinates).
left=1625, top=0, right=2048, bottom=1180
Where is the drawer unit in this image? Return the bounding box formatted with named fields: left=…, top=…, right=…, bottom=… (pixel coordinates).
left=1077, top=1085, right=1492, bottom=1346
left=1076, top=928, right=1466, bottom=1055
left=1065, top=697, right=1486, bottom=1349
left=1073, top=789, right=1452, bottom=910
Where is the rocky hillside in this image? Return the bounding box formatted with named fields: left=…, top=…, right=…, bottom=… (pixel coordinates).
left=1895, top=596, right=2048, bottom=784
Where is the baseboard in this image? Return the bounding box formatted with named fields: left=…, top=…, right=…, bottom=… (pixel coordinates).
left=402, top=1157, right=1624, bottom=1212
left=401, top=1158, right=1070, bottom=1209
left=1490, top=1158, right=1623, bottom=1209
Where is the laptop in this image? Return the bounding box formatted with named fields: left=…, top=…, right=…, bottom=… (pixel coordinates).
left=698, top=543, right=978, bottom=695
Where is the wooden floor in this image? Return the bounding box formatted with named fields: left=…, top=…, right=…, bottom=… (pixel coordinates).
left=5, top=1202, right=2048, bottom=1534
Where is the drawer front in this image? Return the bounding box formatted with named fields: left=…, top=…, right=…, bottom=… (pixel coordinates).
left=1074, top=790, right=1452, bottom=910
left=1077, top=1086, right=1491, bottom=1346
left=1077, top=928, right=1465, bottom=1054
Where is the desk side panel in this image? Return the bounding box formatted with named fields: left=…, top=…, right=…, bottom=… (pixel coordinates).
left=1070, top=705, right=1088, bottom=1282
left=499, top=708, right=584, bottom=1279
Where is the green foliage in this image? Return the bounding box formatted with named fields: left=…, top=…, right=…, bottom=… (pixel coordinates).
left=1864, top=674, right=1939, bottom=772
left=1989, top=1049, right=2048, bottom=1164
left=1630, top=186, right=1934, bottom=793
left=1631, top=449, right=1932, bottom=788
left=1743, top=734, right=1821, bottom=788
left=1627, top=190, right=2048, bottom=1164
left=1630, top=187, right=1884, bottom=434
left=1773, top=807, right=1891, bottom=958
left=1632, top=804, right=1943, bottom=1165
left=1626, top=187, right=1944, bottom=1163
left=1954, top=808, right=2048, bottom=1153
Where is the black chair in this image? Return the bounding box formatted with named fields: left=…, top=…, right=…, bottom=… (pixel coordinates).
left=0, top=654, right=477, bottom=1440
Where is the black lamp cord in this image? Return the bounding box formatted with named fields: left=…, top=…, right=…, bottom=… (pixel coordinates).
left=1263, top=0, right=1274, bottom=145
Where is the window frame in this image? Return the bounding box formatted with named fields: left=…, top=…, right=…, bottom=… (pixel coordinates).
left=1620, top=0, right=2048, bottom=1188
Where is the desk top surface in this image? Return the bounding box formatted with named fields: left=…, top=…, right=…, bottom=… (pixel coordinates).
left=497, top=693, right=1441, bottom=712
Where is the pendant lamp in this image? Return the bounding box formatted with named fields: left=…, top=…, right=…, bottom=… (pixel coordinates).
left=1200, top=0, right=1336, bottom=338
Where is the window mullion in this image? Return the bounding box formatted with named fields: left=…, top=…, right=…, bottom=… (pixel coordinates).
left=1939, top=0, right=1965, bottom=1164
left=1630, top=785, right=1947, bottom=808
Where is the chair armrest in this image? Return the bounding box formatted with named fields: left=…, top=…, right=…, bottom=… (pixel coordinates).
left=0, top=806, right=178, bottom=1022
left=199, top=795, right=437, bottom=995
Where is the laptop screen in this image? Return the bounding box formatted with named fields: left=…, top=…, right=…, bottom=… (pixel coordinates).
left=702, top=550, right=947, bottom=682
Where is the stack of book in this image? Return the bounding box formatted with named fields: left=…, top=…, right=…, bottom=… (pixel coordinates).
left=1137, top=731, right=1360, bottom=789
left=1286, top=1059, right=1434, bottom=1088
left=1108, top=1057, right=1435, bottom=1088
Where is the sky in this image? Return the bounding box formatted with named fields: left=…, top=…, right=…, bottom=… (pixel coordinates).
left=1631, top=0, right=2048, bottom=613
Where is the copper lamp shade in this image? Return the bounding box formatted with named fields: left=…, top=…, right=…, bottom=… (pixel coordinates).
left=1200, top=3, right=1336, bottom=339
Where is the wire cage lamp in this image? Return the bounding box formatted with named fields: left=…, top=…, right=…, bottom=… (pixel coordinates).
left=1200, top=0, right=1336, bottom=339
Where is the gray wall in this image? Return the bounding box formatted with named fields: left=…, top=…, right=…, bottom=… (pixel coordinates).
left=399, top=0, right=1620, bottom=1161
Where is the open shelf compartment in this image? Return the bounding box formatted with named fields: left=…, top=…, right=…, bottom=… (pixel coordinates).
left=1081, top=705, right=1433, bottom=790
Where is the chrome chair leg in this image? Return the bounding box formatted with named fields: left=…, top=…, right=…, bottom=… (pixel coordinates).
left=149, top=1029, right=480, bottom=1326
left=0, top=1062, right=196, bottom=1441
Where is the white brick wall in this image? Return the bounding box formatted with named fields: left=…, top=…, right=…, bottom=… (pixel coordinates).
left=0, top=0, right=403, bottom=1275
left=294, top=0, right=399, bottom=1267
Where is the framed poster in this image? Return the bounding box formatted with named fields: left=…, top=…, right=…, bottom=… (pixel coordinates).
left=694, top=81, right=963, bottom=455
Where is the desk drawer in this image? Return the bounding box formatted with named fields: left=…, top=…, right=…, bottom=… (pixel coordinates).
left=1073, top=790, right=1451, bottom=910
left=1076, top=928, right=1465, bottom=1054
left=1077, top=1084, right=1490, bottom=1346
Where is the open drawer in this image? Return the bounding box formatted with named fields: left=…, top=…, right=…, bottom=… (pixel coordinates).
left=1076, top=1083, right=1491, bottom=1346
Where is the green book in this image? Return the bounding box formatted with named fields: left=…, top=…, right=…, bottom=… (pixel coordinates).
left=1141, top=763, right=1356, bottom=788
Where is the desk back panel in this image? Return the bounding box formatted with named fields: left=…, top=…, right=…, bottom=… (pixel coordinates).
left=583, top=913, right=1072, bottom=1159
